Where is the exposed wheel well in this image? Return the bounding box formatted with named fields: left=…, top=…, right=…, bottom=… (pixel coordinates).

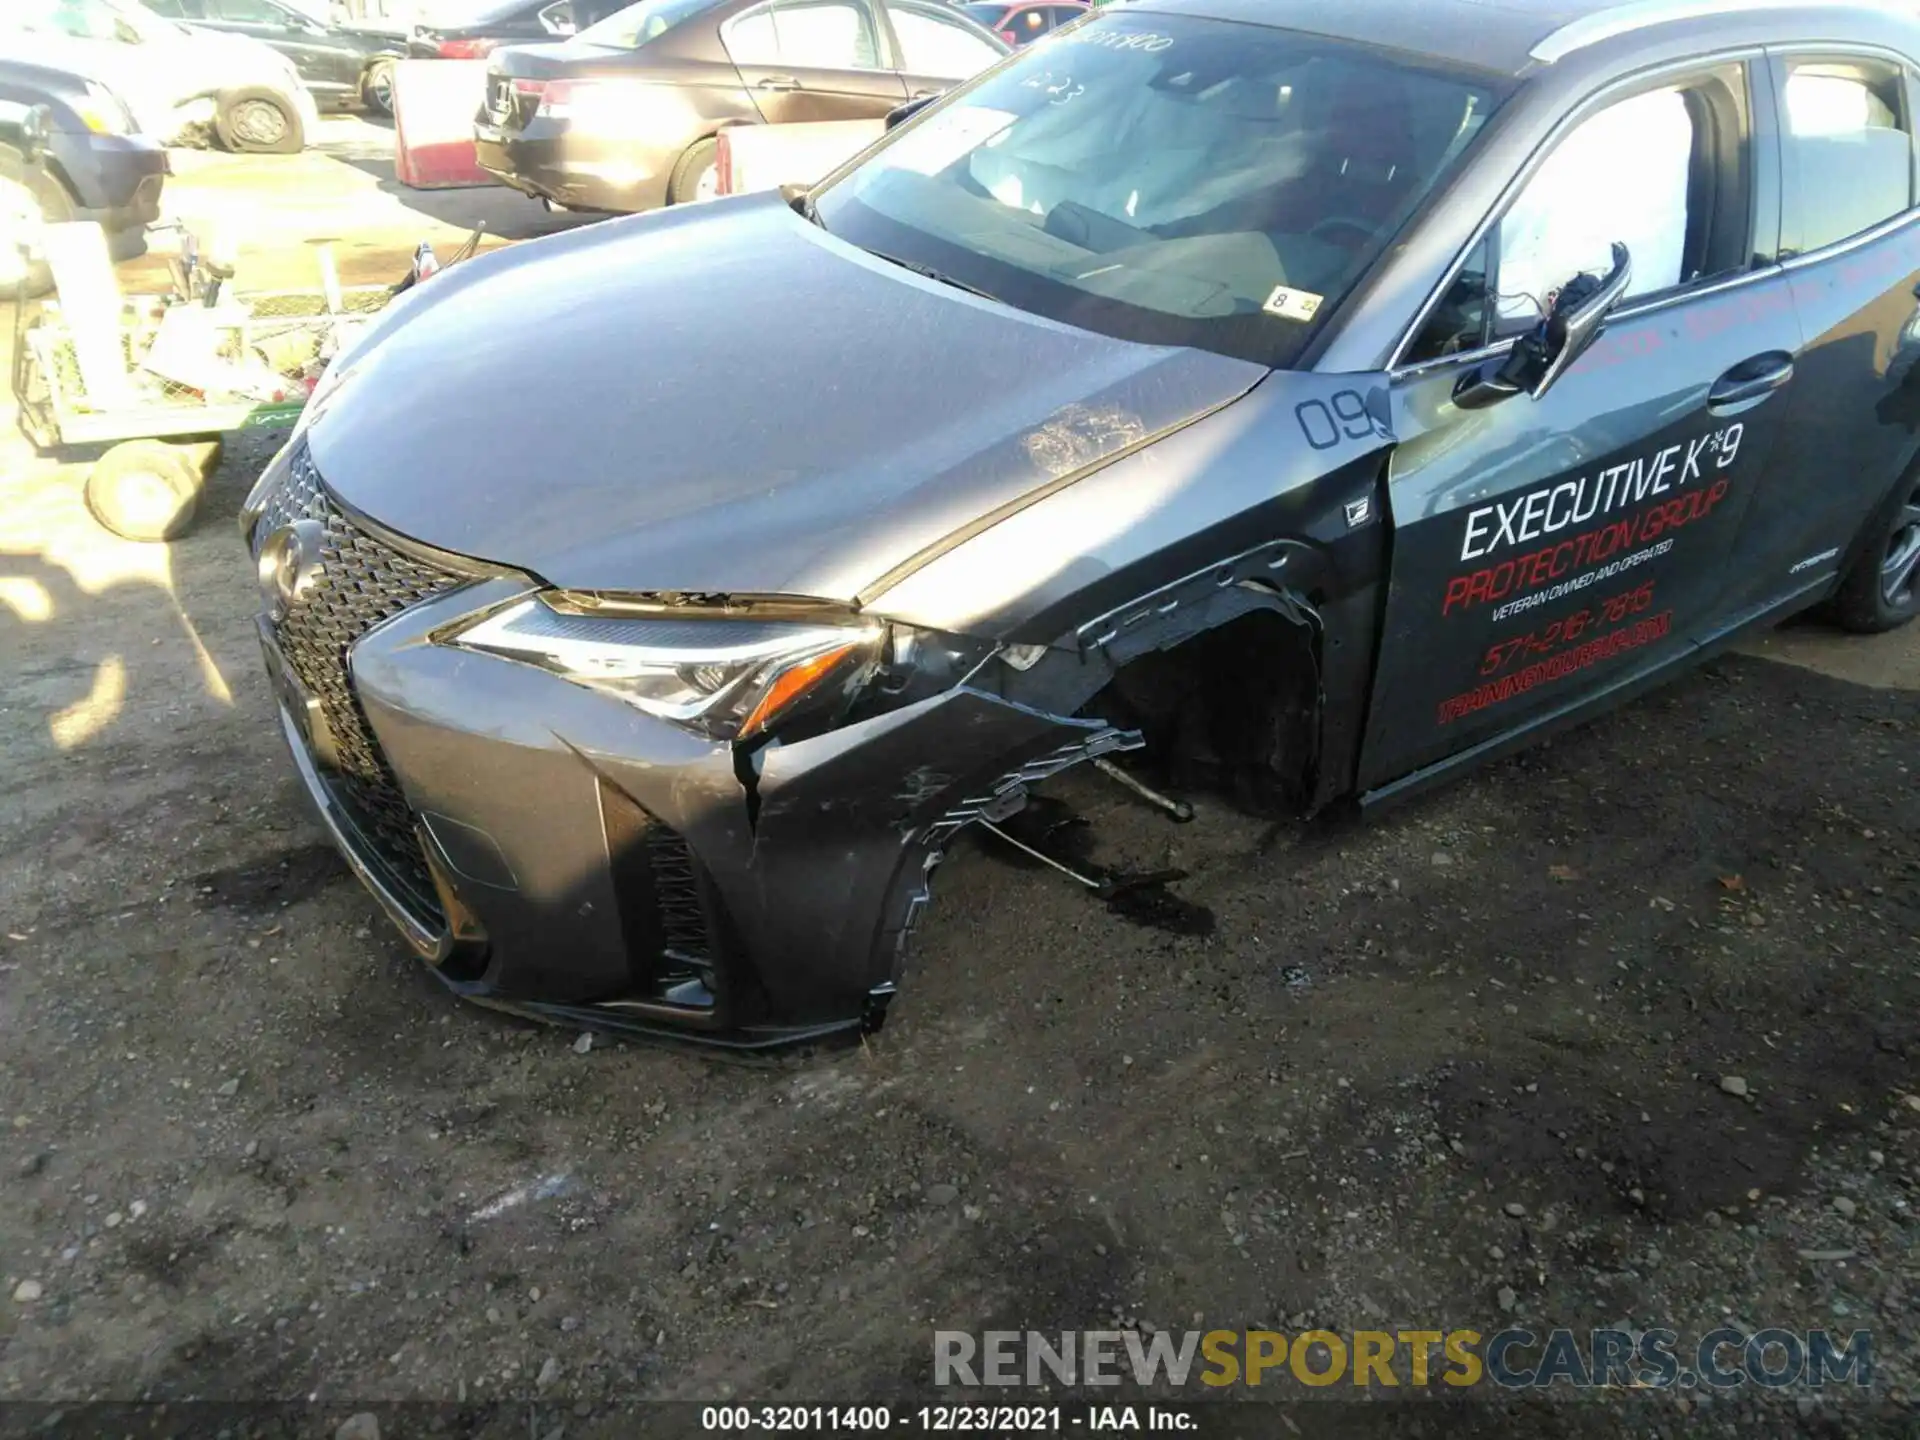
left=1077, top=604, right=1322, bottom=814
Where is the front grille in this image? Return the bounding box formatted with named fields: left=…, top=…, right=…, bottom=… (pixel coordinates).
left=256, top=444, right=469, bottom=915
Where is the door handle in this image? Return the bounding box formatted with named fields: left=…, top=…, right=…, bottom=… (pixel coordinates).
left=1707, top=353, right=1794, bottom=412
left=756, top=74, right=801, bottom=91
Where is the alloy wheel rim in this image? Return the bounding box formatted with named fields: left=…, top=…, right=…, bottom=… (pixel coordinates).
left=1880, top=485, right=1920, bottom=607
left=232, top=99, right=288, bottom=146
left=692, top=164, right=719, bottom=202
left=371, top=68, right=394, bottom=109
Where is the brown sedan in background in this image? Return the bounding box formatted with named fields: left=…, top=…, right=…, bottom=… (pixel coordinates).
left=473, top=0, right=1010, bottom=212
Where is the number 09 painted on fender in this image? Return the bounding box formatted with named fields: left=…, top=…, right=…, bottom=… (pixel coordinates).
left=1297, top=389, right=1388, bottom=450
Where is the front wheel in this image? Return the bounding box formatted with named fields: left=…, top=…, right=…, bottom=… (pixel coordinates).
left=1829, top=471, right=1920, bottom=633
left=0, top=168, right=74, bottom=299
left=85, top=442, right=205, bottom=543
left=215, top=88, right=304, bottom=155
left=0, top=173, right=46, bottom=298
left=361, top=60, right=396, bottom=115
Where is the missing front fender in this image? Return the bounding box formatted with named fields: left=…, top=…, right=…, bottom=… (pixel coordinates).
left=1090, top=606, right=1322, bottom=815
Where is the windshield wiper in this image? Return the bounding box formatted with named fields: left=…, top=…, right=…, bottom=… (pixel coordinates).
left=868, top=251, right=1001, bottom=304
left=783, top=183, right=826, bottom=230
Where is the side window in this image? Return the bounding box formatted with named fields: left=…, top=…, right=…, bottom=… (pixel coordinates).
left=1404, top=65, right=1750, bottom=364
left=1779, top=56, right=1914, bottom=255
left=1045, top=6, right=1082, bottom=28
left=724, top=0, right=881, bottom=70
left=1013, top=6, right=1049, bottom=39
left=723, top=4, right=780, bottom=63
left=886, top=5, right=1003, bottom=78
left=213, top=0, right=289, bottom=21
left=1404, top=234, right=1493, bottom=362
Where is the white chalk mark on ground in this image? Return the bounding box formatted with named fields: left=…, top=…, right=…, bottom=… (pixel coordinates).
left=466, top=1172, right=574, bottom=1224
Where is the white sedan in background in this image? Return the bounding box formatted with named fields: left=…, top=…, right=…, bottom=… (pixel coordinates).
left=1, top=0, right=321, bottom=152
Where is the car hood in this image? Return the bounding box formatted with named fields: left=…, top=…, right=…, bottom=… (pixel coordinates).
left=0, top=29, right=284, bottom=113
left=306, top=193, right=1268, bottom=603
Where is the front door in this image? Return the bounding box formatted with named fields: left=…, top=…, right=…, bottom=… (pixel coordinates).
left=211, top=0, right=355, bottom=96
left=722, top=0, right=907, bottom=123
left=1357, top=60, right=1804, bottom=790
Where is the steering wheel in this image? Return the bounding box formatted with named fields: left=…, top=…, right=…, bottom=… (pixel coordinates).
left=1307, top=216, right=1377, bottom=248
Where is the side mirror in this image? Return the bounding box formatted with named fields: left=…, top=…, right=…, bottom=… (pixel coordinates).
left=1454, top=242, right=1631, bottom=410
left=885, top=92, right=938, bottom=130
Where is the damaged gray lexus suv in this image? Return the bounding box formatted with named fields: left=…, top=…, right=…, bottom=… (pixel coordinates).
left=245, top=0, right=1920, bottom=1045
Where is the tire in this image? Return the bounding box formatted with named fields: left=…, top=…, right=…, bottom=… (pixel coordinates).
left=1, top=168, right=73, bottom=300
left=360, top=60, right=396, bottom=115
left=214, top=88, right=305, bottom=155
left=1829, top=467, right=1920, bottom=634
left=667, top=137, right=718, bottom=206
left=84, top=442, right=203, bottom=543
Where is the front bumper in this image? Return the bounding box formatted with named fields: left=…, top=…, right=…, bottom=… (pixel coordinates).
left=52, top=133, right=168, bottom=231
left=473, top=123, right=673, bottom=214
left=245, top=442, right=1132, bottom=1047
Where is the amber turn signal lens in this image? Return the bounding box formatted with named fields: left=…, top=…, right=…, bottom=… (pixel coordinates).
left=737, top=643, right=865, bottom=739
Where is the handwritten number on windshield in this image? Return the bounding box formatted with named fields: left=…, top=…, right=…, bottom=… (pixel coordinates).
left=1059, top=29, right=1174, bottom=51
left=1020, top=70, right=1085, bottom=103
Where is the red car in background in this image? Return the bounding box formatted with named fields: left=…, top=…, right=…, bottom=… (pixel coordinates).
left=957, top=0, right=1084, bottom=47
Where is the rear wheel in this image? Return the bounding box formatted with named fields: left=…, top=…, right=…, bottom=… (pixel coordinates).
left=361, top=60, right=396, bottom=115
left=667, top=138, right=718, bottom=205
left=84, top=441, right=204, bottom=543
left=215, top=88, right=304, bottom=155
left=1830, top=470, right=1920, bottom=633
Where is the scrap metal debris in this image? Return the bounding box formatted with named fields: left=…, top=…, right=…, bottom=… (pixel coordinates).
left=1093, top=755, right=1195, bottom=823
left=977, top=796, right=1213, bottom=936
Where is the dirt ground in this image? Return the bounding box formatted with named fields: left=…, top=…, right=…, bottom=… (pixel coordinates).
left=2, top=123, right=1919, bottom=1440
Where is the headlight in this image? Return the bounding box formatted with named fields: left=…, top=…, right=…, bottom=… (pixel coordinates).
left=448, top=595, right=885, bottom=741
left=73, top=82, right=133, bottom=136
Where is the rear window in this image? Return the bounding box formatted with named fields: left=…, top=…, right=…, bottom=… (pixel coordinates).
left=813, top=14, right=1508, bottom=368
left=4, top=0, right=148, bottom=41
left=423, top=0, right=545, bottom=22
left=574, top=0, right=718, bottom=47
left=960, top=2, right=1005, bottom=26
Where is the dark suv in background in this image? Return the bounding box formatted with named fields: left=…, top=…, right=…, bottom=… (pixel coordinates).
left=0, top=56, right=166, bottom=290
left=143, top=0, right=406, bottom=112
left=474, top=0, right=1007, bottom=212
left=408, top=0, right=635, bottom=59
